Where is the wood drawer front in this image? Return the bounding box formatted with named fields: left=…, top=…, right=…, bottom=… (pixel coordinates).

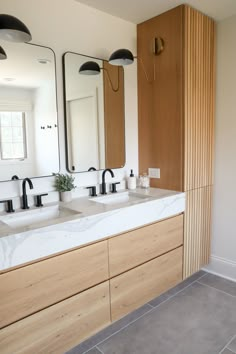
left=0, top=240, right=108, bottom=329
left=110, top=246, right=183, bottom=321
left=0, top=281, right=110, bottom=354
left=109, top=214, right=183, bottom=277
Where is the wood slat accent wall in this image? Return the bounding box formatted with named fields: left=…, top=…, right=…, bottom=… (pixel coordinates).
left=183, top=6, right=215, bottom=277
left=184, top=6, right=215, bottom=191
left=183, top=186, right=212, bottom=278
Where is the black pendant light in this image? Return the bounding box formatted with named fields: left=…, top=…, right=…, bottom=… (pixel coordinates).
left=109, top=48, right=134, bottom=66
left=0, top=14, right=32, bottom=42
left=79, top=61, right=101, bottom=75
left=0, top=45, right=7, bottom=60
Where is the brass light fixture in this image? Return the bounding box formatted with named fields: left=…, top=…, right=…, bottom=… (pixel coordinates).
left=79, top=37, right=164, bottom=84
left=108, top=37, right=165, bottom=82
left=0, top=45, right=7, bottom=60
left=153, top=37, right=164, bottom=55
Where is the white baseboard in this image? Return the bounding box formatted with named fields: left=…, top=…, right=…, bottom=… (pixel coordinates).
left=203, top=255, right=236, bottom=282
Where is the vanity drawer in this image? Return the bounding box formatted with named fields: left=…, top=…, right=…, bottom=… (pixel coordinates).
left=0, top=240, right=108, bottom=328
left=109, top=214, right=183, bottom=277
left=110, top=246, right=183, bottom=321
left=0, top=281, right=110, bottom=354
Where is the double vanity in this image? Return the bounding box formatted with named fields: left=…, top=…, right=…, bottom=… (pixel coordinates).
left=0, top=187, right=185, bottom=354
left=0, top=25, right=186, bottom=354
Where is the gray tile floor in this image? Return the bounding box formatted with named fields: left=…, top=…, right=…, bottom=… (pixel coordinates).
left=66, top=271, right=236, bottom=354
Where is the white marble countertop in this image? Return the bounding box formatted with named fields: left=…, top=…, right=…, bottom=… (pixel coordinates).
left=0, top=188, right=185, bottom=271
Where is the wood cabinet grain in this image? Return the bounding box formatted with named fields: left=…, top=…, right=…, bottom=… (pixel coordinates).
left=109, top=214, right=183, bottom=277
left=0, top=281, right=110, bottom=354
left=110, top=246, right=183, bottom=321
left=0, top=240, right=109, bottom=328
left=138, top=4, right=215, bottom=277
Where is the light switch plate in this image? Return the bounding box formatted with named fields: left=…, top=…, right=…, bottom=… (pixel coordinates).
left=148, top=168, right=160, bottom=179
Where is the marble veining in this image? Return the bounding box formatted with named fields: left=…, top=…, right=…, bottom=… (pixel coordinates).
left=0, top=188, right=185, bottom=271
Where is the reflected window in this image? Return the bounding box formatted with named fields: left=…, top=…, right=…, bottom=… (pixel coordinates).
left=0, top=112, right=27, bottom=160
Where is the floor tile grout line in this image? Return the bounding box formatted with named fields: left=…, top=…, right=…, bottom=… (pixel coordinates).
left=197, top=280, right=236, bottom=298
left=82, top=273, right=206, bottom=354
left=220, top=349, right=236, bottom=354
left=147, top=272, right=207, bottom=308
left=95, top=346, right=105, bottom=354
left=219, top=334, right=236, bottom=354
left=83, top=307, right=155, bottom=354
left=226, top=334, right=236, bottom=353
left=154, top=272, right=208, bottom=304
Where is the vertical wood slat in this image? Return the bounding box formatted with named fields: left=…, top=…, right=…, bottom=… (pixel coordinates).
left=183, top=186, right=212, bottom=278
left=184, top=6, right=215, bottom=191
left=183, top=6, right=215, bottom=278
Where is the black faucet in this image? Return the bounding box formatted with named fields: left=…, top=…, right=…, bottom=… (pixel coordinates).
left=101, top=169, right=114, bottom=195
left=88, top=167, right=97, bottom=172
left=22, top=178, right=34, bottom=209
left=11, top=175, right=19, bottom=180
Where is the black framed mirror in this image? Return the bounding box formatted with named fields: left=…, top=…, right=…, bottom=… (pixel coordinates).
left=0, top=42, right=60, bottom=181
left=63, top=52, right=125, bottom=173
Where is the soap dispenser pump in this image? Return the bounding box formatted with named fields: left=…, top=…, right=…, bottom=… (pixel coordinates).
left=127, top=169, right=136, bottom=190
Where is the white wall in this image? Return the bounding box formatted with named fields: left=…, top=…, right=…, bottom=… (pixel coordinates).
left=206, top=15, right=236, bottom=281
left=0, top=0, right=137, bottom=206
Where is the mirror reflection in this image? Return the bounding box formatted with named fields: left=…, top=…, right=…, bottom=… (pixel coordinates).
left=63, top=52, right=125, bottom=173
left=0, top=43, right=59, bottom=182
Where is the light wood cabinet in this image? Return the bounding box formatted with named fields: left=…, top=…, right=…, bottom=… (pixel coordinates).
left=109, top=214, right=183, bottom=277
left=0, top=215, right=184, bottom=352
left=138, top=5, right=184, bottom=192
left=110, top=247, right=183, bottom=321
left=138, top=5, right=215, bottom=277
left=0, top=281, right=110, bottom=354
left=0, top=240, right=109, bottom=328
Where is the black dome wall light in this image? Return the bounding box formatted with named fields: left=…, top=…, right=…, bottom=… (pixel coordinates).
left=79, top=61, right=120, bottom=92
left=108, top=38, right=165, bottom=82
left=108, top=48, right=134, bottom=66
left=79, top=37, right=164, bottom=85
left=79, top=61, right=101, bottom=75
left=0, top=14, right=32, bottom=42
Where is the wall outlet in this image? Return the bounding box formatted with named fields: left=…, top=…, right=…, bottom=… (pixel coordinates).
left=148, top=168, right=160, bottom=179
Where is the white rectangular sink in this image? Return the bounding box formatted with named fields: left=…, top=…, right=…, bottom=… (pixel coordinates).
left=90, top=191, right=152, bottom=206
left=0, top=205, right=79, bottom=229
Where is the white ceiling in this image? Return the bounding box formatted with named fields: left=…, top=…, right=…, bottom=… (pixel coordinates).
left=75, top=0, right=236, bottom=23
left=0, top=42, right=55, bottom=89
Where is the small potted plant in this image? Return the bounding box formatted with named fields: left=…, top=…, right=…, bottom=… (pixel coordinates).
left=53, top=173, right=76, bottom=202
